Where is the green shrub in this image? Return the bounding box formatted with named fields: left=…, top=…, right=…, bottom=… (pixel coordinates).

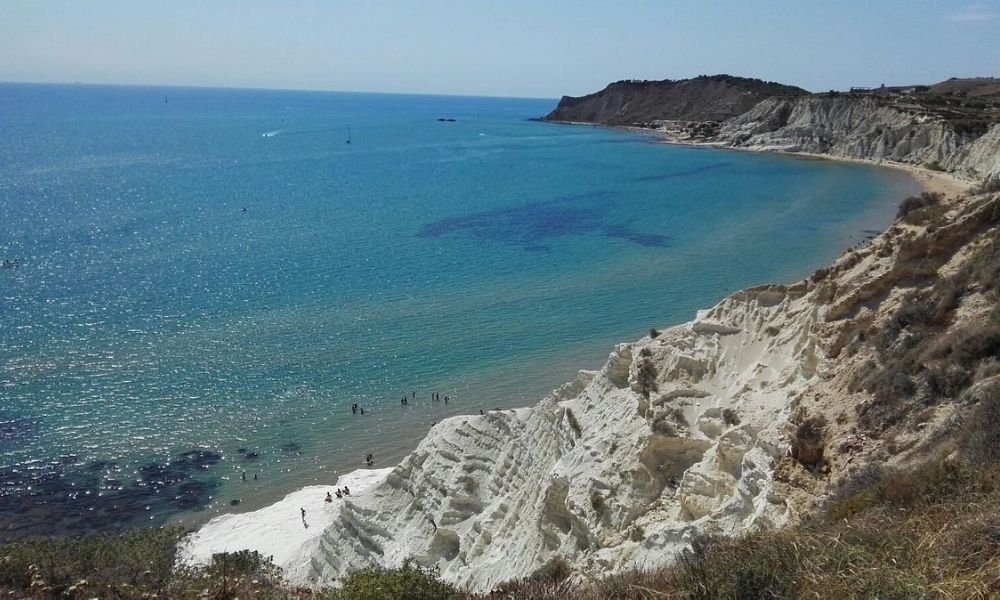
left=529, top=556, right=572, bottom=583
left=331, top=560, right=458, bottom=600
left=635, top=356, right=658, bottom=398
left=0, top=527, right=183, bottom=597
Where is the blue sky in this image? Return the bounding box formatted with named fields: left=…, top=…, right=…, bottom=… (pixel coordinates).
left=1, top=1, right=997, bottom=98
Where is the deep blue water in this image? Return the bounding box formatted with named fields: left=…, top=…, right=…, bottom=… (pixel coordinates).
left=0, top=83, right=918, bottom=539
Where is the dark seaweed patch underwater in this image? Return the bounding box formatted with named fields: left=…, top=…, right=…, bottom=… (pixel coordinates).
left=0, top=450, right=221, bottom=542
left=417, top=191, right=669, bottom=251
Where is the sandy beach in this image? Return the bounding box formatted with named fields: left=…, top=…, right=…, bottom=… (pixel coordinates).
left=644, top=131, right=974, bottom=198
left=180, top=468, right=393, bottom=581
left=780, top=150, right=973, bottom=197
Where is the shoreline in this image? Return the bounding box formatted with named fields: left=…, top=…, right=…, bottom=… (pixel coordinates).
left=552, top=118, right=965, bottom=197
left=755, top=149, right=970, bottom=197
left=614, top=123, right=974, bottom=198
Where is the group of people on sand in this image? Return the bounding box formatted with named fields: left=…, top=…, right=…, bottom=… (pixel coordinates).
left=324, top=486, right=351, bottom=502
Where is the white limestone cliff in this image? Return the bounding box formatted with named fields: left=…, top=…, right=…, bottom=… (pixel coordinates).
left=715, top=96, right=999, bottom=182
left=184, top=276, right=829, bottom=591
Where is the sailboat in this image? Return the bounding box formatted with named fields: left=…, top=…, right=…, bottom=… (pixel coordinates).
left=345, top=128, right=352, bottom=144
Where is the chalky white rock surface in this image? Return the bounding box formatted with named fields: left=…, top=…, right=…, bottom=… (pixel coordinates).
left=183, top=283, right=821, bottom=592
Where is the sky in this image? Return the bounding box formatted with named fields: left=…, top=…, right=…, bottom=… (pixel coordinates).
left=1, top=1, right=998, bottom=98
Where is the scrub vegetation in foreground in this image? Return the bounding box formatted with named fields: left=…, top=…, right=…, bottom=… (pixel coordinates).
left=3, top=436, right=1000, bottom=598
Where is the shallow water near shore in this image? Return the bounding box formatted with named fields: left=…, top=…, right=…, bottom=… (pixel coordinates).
left=0, top=83, right=919, bottom=539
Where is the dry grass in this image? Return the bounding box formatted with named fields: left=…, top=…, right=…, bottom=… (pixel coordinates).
left=468, top=460, right=1000, bottom=599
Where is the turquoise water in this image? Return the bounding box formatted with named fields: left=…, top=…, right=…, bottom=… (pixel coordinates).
left=0, top=83, right=918, bottom=538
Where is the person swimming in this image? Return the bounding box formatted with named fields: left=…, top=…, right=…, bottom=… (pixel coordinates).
left=325, top=492, right=333, bottom=503
left=335, top=489, right=343, bottom=499
left=343, top=486, right=350, bottom=496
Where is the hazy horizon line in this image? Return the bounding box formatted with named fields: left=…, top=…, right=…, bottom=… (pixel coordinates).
left=0, top=78, right=560, bottom=102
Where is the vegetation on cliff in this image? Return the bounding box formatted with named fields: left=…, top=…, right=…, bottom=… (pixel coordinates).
left=5, top=452, right=1000, bottom=598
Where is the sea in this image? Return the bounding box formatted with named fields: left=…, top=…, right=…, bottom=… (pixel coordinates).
left=0, top=83, right=919, bottom=540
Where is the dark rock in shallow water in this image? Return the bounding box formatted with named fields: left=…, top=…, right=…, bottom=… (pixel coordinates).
left=176, top=449, right=224, bottom=469
left=0, top=447, right=221, bottom=543
left=230, top=499, right=241, bottom=506
left=173, top=479, right=209, bottom=509
left=417, top=190, right=669, bottom=250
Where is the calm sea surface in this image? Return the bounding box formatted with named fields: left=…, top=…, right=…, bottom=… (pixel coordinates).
left=0, top=83, right=918, bottom=539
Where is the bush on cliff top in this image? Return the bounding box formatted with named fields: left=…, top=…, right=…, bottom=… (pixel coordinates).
left=897, top=191, right=944, bottom=224
left=0, top=527, right=183, bottom=597
left=329, top=560, right=458, bottom=600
